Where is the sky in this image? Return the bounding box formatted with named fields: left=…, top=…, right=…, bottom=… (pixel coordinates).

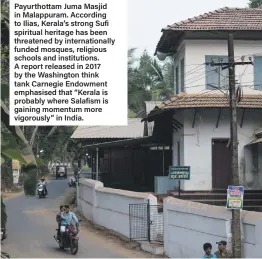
left=128, top=0, right=249, bottom=57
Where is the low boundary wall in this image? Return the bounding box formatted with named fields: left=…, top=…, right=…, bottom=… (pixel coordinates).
left=164, top=197, right=262, bottom=258
left=77, top=178, right=158, bottom=238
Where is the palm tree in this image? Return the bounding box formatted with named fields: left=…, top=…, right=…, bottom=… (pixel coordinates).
left=128, top=49, right=174, bottom=117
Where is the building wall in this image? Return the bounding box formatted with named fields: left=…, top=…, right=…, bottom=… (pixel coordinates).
left=174, top=39, right=262, bottom=94
left=172, top=109, right=262, bottom=191
left=164, top=197, right=262, bottom=258
left=173, top=42, right=186, bottom=94
left=77, top=178, right=160, bottom=239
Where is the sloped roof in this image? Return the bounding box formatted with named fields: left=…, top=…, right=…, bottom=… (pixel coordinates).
left=70, top=118, right=144, bottom=139
left=164, top=7, right=262, bottom=31
left=157, top=93, right=262, bottom=109
left=143, top=91, right=262, bottom=121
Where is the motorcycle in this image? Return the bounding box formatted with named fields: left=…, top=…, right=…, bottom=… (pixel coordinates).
left=68, top=177, right=77, bottom=187
left=1, top=228, right=7, bottom=241
left=54, top=225, right=79, bottom=255
left=37, top=184, right=46, bottom=198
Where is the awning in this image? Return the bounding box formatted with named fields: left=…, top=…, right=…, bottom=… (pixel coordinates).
left=83, top=136, right=153, bottom=149
left=246, top=137, right=262, bottom=146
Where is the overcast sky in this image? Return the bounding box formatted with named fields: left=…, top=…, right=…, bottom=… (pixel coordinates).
left=128, top=0, right=249, bottom=57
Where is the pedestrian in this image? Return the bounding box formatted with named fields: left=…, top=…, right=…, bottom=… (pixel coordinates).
left=202, top=243, right=217, bottom=258
left=214, top=241, right=232, bottom=258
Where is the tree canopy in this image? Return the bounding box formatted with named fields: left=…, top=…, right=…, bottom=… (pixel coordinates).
left=128, top=49, right=174, bottom=117
left=248, top=0, right=262, bottom=7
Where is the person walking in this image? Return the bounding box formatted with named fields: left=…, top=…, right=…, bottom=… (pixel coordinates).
left=214, top=241, right=232, bottom=258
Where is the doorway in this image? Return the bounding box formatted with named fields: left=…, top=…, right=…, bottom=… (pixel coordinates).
left=212, top=139, right=232, bottom=189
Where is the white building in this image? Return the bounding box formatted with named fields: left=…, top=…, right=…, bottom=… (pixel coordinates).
left=145, top=7, right=262, bottom=191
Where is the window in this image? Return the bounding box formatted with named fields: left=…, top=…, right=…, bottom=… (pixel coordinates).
left=180, top=58, right=185, bottom=92
left=205, top=55, right=229, bottom=90
left=175, top=66, right=179, bottom=94
left=254, top=56, right=262, bottom=91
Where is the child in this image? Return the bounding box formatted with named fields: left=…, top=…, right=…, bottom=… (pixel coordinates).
left=202, top=243, right=217, bottom=258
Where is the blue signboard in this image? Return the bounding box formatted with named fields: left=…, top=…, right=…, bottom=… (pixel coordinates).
left=169, top=166, right=190, bottom=180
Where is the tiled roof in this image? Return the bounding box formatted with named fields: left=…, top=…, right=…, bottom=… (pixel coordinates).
left=70, top=118, right=144, bottom=139
left=159, top=92, right=262, bottom=109
left=164, top=7, right=262, bottom=31
left=145, top=92, right=262, bottom=120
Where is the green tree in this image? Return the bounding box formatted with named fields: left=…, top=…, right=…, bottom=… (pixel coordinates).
left=1, top=3, right=75, bottom=194
left=128, top=49, right=174, bottom=117
left=248, top=0, right=262, bottom=7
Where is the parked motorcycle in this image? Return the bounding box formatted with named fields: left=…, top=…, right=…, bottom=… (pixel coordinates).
left=68, top=177, right=77, bottom=187
left=37, top=184, right=46, bottom=198
left=54, top=225, right=79, bottom=255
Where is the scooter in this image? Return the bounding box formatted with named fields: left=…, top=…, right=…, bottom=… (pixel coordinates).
left=37, top=184, right=47, bottom=198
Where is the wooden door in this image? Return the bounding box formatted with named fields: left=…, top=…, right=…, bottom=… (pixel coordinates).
left=212, top=139, right=232, bottom=189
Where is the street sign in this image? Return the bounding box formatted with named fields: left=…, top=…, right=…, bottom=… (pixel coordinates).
left=169, top=166, right=190, bottom=180
left=226, top=185, right=244, bottom=209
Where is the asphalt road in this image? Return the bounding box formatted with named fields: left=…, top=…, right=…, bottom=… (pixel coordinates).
left=3, top=174, right=124, bottom=258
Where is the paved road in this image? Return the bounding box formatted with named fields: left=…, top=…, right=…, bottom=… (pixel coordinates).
left=3, top=174, right=123, bottom=258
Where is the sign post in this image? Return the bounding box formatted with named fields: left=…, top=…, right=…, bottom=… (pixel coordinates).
left=226, top=185, right=244, bottom=210
left=169, top=166, right=190, bottom=197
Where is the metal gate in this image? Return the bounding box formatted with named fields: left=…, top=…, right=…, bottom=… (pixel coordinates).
left=129, top=200, right=163, bottom=243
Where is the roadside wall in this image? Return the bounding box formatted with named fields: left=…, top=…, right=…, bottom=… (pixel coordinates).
left=77, top=178, right=158, bottom=238
left=164, top=197, right=262, bottom=258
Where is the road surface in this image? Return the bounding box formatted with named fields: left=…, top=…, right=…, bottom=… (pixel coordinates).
left=2, top=175, right=144, bottom=258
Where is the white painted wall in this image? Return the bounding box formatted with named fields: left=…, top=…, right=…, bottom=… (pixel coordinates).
left=174, top=39, right=262, bottom=94
left=77, top=178, right=161, bottom=240
left=172, top=109, right=262, bottom=190
left=164, top=197, right=262, bottom=258
left=173, top=42, right=185, bottom=94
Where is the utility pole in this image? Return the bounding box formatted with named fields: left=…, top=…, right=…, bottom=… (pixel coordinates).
left=228, top=32, right=241, bottom=259
left=208, top=33, right=252, bottom=258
